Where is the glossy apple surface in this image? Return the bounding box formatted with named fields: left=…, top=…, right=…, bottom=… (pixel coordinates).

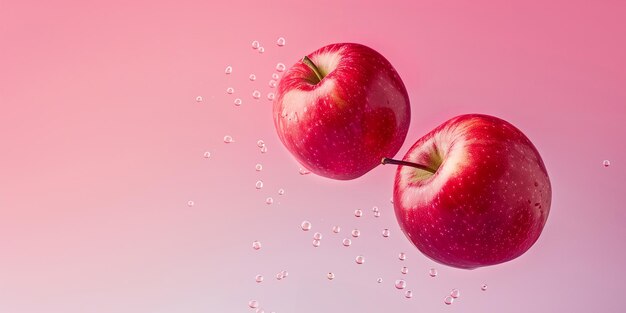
left=273, top=43, right=410, bottom=180
left=392, top=114, right=551, bottom=269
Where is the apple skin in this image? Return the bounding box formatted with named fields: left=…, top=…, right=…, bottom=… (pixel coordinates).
left=273, top=43, right=410, bottom=180
left=392, top=114, right=551, bottom=269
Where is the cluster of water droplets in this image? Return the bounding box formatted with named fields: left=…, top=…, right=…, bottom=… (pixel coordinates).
left=276, top=270, right=288, bottom=280
left=372, top=206, right=380, bottom=217
left=217, top=37, right=329, bottom=313
left=444, top=288, right=461, bottom=305
left=223, top=38, right=288, bottom=111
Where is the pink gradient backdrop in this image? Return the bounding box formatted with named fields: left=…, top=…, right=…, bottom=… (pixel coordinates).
left=1, top=0, right=625, bottom=312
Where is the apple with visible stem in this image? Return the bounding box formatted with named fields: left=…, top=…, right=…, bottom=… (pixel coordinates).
left=382, top=114, right=551, bottom=269
left=273, top=43, right=410, bottom=180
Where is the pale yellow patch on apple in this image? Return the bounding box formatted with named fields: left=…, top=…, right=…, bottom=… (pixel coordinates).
left=311, top=50, right=343, bottom=78
left=398, top=118, right=479, bottom=208
left=280, top=79, right=336, bottom=124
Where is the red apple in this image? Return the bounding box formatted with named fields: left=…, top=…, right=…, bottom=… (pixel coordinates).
left=384, top=114, right=551, bottom=269
left=273, top=43, right=410, bottom=180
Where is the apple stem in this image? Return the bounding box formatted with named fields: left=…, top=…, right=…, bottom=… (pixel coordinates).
left=381, top=157, right=438, bottom=174
left=302, top=56, right=324, bottom=83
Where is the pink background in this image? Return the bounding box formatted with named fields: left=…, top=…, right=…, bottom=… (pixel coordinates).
left=1, top=0, right=625, bottom=312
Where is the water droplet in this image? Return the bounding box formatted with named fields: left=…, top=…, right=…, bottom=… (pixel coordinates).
left=255, top=163, right=263, bottom=171
left=251, top=40, right=260, bottom=49
left=429, top=268, right=437, bottom=277
left=401, top=267, right=409, bottom=274
left=249, top=74, right=257, bottom=81
left=276, top=37, right=286, bottom=46
left=225, top=66, right=233, bottom=74
left=252, top=240, right=261, bottom=250
left=276, top=63, right=286, bottom=72
left=272, top=73, right=279, bottom=79
left=265, top=197, right=273, bottom=205
left=260, top=146, right=268, bottom=153
left=226, top=87, right=234, bottom=94
left=299, top=167, right=311, bottom=175
left=301, top=220, right=312, bottom=231
left=355, top=255, right=365, bottom=264
left=398, top=252, right=406, bottom=261
left=342, top=238, right=351, bottom=247
left=313, top=232, right=322, bottom=240
left=234, top=98, right=242, bottom=106
left=187, top=200, right=194, bottom=207
left=332, top=226, right=341, bottom=233
left=195, top=96, right=203, bottom=102
left=444, top=296, right=454, bottom=305
left=377, top=278, right=383, bottom=283
left=203, top=151, right=211, bottom=158
left=268, top=80, right=277, bottom=88
left=276, top=272, right=283, bottom=280
left=255, top=180, right=263, bottom=189
left=481, top=284, right=488, bottom=291
left=252, top=90, right=261, bottom=99
left=258, top=47, right=265, bottom=53
left=405, top=290, right=413, bottom=299
left=223, top=135, right=234, bottom=143
left=257, top=140, right=266, bottom=148
left=327, top=272, right=335, bottom=280
left=278, top=188, right=285, bottom=195
left=450, top=289, right=460, bottom=298
left=603, top=160, right=610, bottom=167
left=312, top=239, right=321, bottom=247
left=372, top=206, right=379, bottom=212
left=374, top=211, right=381, bottom=218
left=281, top=270, right=288, bottom=277
left=382, top=229, right=390, bottom=237
left=255, top=274, right=263, bottom=283
left=267, top=93, right=275, bottom=101
left=354, top=209, right=363, bottom=217
left=249, top=300, right=259, bottom=309
left=351, top=229, right=360, bottom=238
left=395, top=280, right=406, bottom=289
